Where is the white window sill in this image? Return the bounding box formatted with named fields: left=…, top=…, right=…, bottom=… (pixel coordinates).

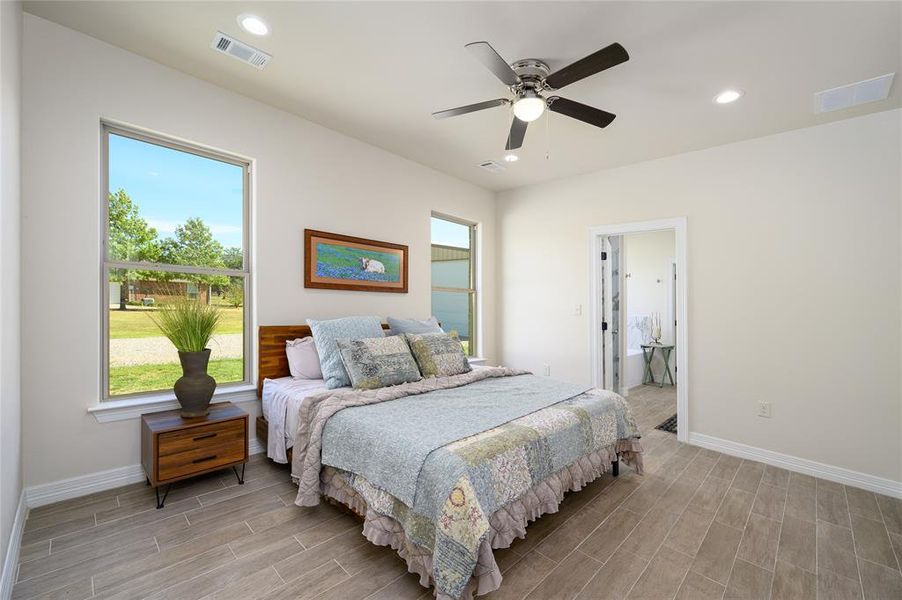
left=88, top=384, right=258, bottom=423
left=468, top=357, right=488, bottom=366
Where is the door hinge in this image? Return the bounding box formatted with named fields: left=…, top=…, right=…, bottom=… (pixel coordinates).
left=601, top=321, right=608, bottom=331
left=600, top=251, right=607, bottom=261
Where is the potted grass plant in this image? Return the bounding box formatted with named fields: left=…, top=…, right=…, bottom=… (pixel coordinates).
left=151, top=300, right=222, bottom=417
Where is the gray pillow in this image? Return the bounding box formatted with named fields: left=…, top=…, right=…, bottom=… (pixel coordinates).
left=386, top=316, right=443, bottom=336
left=337, top=336, right=422, bottom=390
left=404, top=332, right=472, bottom=378
left=307, top=316, right=385, bottom=388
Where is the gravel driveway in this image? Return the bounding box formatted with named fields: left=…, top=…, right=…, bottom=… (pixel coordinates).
left=109, top=333, right=244, bottom=366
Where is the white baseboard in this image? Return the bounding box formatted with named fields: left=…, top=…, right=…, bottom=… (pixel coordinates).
left=689, top=432, right=902, bottom=499
left=248, top=436, right=265, bottom=456
left=25, top=437, right=267, bottom=508
left=1, top=490, right=27, bottom=600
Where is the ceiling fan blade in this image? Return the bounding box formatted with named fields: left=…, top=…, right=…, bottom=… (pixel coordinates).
left=465, top=41, right=520, bottom=87
left=432, top=98, right=509, bottom=119
left=505, top=117, right=528, bottom=150
left=545, top=42, right=629, bottom=90
left=548, top=97, right=616, bottom=128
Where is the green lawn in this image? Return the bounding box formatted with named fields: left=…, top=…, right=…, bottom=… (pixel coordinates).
left=109, top=359, right=244, bottom=396
left=109, top=307, right=243, bottom=339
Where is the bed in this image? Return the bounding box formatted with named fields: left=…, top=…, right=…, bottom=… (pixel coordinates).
left=257, top=324, right=644, bottom=600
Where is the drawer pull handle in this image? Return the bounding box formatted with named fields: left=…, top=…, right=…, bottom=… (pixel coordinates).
left=193, top=433, right=217, bottom=441
left=193, top=455, right=218, bottom=464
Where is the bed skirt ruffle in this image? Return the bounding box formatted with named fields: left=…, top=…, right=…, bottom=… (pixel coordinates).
left=319, top=439, right=643, bottom=600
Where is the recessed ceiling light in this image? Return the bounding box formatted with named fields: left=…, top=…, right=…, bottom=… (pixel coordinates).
left=714, top=89, right=743, bottom=104
left=503, top=153, right=519, bottom=163
left=238, top=14, right=269, bottom=36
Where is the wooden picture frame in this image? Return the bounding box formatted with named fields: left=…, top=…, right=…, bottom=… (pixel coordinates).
left=304, top=229, right=408, bottom=293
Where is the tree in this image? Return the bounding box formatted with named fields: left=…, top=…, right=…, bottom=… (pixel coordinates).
left=159, top=218, right=229, bottom=296
left=223, top=281, right=244, bottom=307
left=108, top=189, right=159, bottom=310
left=221, top=246, right=243, bottom=270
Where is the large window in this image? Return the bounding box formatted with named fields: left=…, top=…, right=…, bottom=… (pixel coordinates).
left=102, top=124, right=250, bottom=399
left=431, top=214, right=477, bottom=356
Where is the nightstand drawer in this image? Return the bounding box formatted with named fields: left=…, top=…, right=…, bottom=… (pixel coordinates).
left=158, top=419, right=244, bottom=456
left=158, top=438, right=246, bottom=481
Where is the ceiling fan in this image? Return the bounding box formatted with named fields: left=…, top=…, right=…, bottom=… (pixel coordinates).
left=432, top=41, right=629, bottom=151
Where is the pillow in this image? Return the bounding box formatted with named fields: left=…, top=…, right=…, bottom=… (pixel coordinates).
left=307, top=316, right=385, bottom=388
left=404, top=332, right=472, bottom=378
left=337, top=336, right=422, bottom=390
left=386, top=316, right=443, bottom=336
left=285, top=337, right=323, bottom=379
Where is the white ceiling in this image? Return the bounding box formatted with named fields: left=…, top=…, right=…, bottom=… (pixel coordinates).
left=24, top=1, right=902, bottom=192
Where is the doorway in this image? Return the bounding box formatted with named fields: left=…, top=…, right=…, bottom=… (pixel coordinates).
left=589, top=218, right=688, bottom=442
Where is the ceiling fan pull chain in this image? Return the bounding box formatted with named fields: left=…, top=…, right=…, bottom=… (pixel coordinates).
left=545, top=109, right=551, bottom=161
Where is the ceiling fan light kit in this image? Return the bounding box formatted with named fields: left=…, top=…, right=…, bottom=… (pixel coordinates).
left=513, top=90, right=546, bottom=122
left=433, top=41, right=629, bottom=153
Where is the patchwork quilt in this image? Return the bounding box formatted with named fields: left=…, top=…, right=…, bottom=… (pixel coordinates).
left=291, top=368, right=643, bottom=599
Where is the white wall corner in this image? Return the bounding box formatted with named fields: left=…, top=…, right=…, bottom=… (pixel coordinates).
left=0, top=490, right=27, bottom=600
left=25, top=437, right=267, bottom=508
left=689, top=432, right=902, bottom=499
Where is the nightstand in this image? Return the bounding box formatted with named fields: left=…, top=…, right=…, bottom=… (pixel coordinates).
left=141, top=402, right=248, bottom=508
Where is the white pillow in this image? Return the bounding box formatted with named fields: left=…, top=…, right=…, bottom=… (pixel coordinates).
left=285, top=337, right=323, bottom=379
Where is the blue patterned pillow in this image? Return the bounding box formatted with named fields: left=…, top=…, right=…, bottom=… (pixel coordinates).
left=386, top=316, right=443, bottom=336
left=337, top=336, right=422, bottom=390
left=307, top=316, right=385, bottom=388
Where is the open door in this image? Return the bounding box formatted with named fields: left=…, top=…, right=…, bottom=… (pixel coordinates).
left=600, top=235, right=623, bottom=392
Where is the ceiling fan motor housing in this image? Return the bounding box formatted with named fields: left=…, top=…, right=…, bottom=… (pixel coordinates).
left=510, top=59, right=551, bottom=93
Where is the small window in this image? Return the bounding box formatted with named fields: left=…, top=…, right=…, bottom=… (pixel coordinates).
left=431, top=214, right=477, bottom=356
left=102, top=124, right=251, bottom=399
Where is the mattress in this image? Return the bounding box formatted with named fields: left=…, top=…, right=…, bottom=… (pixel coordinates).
left=261, top=376, right=345, bottom=463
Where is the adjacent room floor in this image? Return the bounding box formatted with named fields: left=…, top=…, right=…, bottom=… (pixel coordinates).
left=12, top=386, right=902, bottom=600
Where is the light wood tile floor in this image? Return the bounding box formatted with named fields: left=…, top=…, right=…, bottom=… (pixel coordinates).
left=14, top=386, right=902, bottom=599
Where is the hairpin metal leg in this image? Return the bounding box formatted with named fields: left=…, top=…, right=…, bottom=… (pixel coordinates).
left=155, top=484, right=171, bottom=509
left=612, top=460, right=620, bottom=477
left=232, top=463, right=246, bottom=485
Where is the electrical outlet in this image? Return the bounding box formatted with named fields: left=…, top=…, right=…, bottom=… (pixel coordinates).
left=574, top=304, right=582, bottom=316
left=757, top=401, right=772, bottom=418
left=543, top=364, right=551, bottom=376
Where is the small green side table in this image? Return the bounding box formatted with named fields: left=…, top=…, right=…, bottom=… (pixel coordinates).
left=641, top=343, right=675, bottom=388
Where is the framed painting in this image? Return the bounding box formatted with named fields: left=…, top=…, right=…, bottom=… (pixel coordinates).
left=304, top=229, right=408, bottom=293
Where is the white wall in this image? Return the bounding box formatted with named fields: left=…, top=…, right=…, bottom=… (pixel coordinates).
left=497, top=109, right=901, bottom=484
left=0, top=0, right=23, bottom=571
left=20, top=15, right=495, bottom=488
left=624, top=230, right=676, bottom=347
left=622, top=230, right=676, bottom=390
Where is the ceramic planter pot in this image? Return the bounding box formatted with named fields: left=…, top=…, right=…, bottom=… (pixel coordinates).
left=174, top=349, right=216, bottom=417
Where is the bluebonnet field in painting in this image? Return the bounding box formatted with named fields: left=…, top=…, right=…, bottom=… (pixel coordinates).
left=315, top=242, right=401, bottom=282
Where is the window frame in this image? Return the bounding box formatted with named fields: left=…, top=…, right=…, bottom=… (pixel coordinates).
left=100, top=122, right=253, bottom=401
left=430, top=212, right=478, bottom=356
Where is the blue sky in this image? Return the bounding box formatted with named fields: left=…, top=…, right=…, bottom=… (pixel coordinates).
left=431, top=217, right=470, bottom=249
left=108, top=134, right=244, bottom=249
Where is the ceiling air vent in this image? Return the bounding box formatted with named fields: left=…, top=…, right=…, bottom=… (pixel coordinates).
left=478, top=160, right=505, bottom=173
left=211, top=32, right=271, bottom=70
left=814, top=73, right=894, bottom=113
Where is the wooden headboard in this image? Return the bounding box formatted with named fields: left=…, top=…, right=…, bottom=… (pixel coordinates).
left=257, top=324, right=391, bottom=397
